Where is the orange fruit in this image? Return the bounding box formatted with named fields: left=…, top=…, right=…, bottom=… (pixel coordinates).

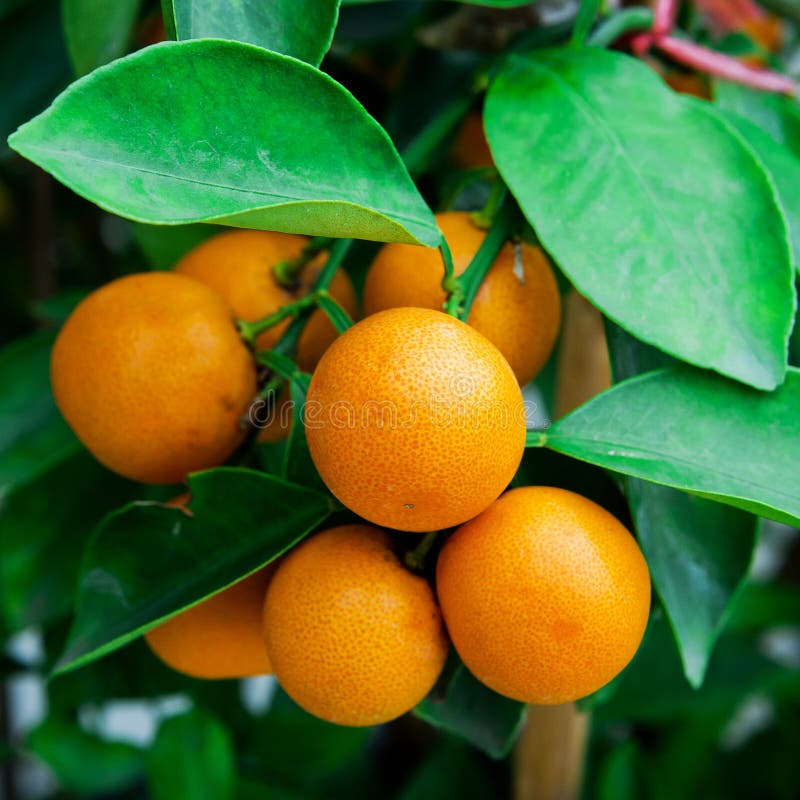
left=146, top=564, right=276, bottom=679
left=50, top=272, right=257, bottom=484
left=436, top=486, right=650, bottom=705
left=451, top=112, right=494, bottom=170
left=363, top=212, right=561, bottom=386
left=263, top=525, right=448, bottom=726
left=174, top=228, right=357, bottom=372
left=305, top=308, right=526, bottom=531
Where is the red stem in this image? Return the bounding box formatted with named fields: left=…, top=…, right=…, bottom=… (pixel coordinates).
left=653, top=0, right=679, bottom=37
left=656, top=35, right=798, bottom=94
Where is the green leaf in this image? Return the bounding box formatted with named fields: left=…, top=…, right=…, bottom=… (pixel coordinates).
left=316, top=292, right=353, bottom=334
left=27, top=716, right=144, bottom=796
left=0, top=451, right=137, bottom=632
left=607, top=324, right=758, bottom=688
left=399, top=740, right=495, bottom=800
left=545, top=366, right=800, bottom=526
left=62, top=0, right=143, bottom=76
left=148, top=710, right=234, bottom=800
left=170, top=0, right=339, bottom=66
left=485, top=48, right=795, bottom=390
left=571, top=0, right=601, bottom=47
left=9, top=40, right=439, bottom=246
left=0, top=328, right=79, bottom=494
left=714, top=80, right=800, bottom=157
left=415, top=664, right=526, bottom=760
left=54, top=467, right=334, bottom=674
left=718, top=110, right=800, bottom=270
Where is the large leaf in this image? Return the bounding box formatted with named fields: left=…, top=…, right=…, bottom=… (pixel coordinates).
left=55, top=467, right=335, bottom=674
left=485, top=47, right=794, bottom=390
left=147, top=710, right=234, bottom=800
left=415, top=664, right=527, bottom=760
left=544, top=366, right=800, bottom=526
left=719, top=110, right=800, bottom=270
left=9, top=39, right=439, bottom=246
left=714, top=80, right=800, bottom=157
left=62, top=0, right=143, bottom=76
left=170, top=0, right=339, bottom=66
left=0, top=328, right=79, bottom=494
left=606, top=325, right=758, bottom=688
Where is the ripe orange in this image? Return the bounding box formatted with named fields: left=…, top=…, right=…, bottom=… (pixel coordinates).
left=174, top=228, right=357, bottom=372
left=305, top=308, right=526, bottom=531
left=146, top=564, right=276, bottom=679
left=50, top=272, right=257, bottom=484
left=363, top=212, right=561, bottom=386
left=262, top=525, right=448, bottom=726
left=436, top=486, right=650, bottom=705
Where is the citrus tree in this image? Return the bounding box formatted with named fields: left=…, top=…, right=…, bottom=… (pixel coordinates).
left=2, top=0, right=799, bottom=797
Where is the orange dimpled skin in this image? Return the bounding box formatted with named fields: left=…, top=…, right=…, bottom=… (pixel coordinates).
left=263, top=525, right=448, bottom=726
left=174, top=228, right=357, bottom=372
left=305, top=308, right=526, bottom=532
left=436, top=487, right=651, bottom=705
left=50, top=272, right=257, bottom=484
left=363, top=212, right=561, bottom=386
left=146, top=565, right=276, bottom=679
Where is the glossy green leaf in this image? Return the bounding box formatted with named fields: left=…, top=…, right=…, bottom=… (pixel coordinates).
left=571, top=0, right=601, bottom=46
left=415, top=664, right=526, bottom=759
left=399, top=740, right=495, bottom=800
left=170, top=0, right=339, bottom=65
left=0, top=451, right=137, bottom=632
left=485, top=48, right=794, bottom=389
left=147, top=710, right=234, bottom=800
left=607, top=324, right=758, bottom=688
left=0, top=328, right=79, bottom=494
left=714, top=80, right=800, bottom=157
left=62, top=0, right=142, bottom=76
left=27, top=716, right=144, bottom=796
left=719, top=110, right=800, bottom=269
left=55, top=467, right=335, bottom=674
left=9, top=40, right=439, bottom=246
left=544, top=366, right=800, bottom=526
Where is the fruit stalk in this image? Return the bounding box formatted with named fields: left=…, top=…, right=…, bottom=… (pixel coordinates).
left=272, top=236, right=332, bottom=288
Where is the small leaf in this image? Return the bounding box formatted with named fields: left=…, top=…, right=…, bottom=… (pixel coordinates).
left=485, top=47, right=794, bottom=389
left=62, top=0, right=143, bottom=76
left=170, top=0, right=339, bottom=66
left=0, top=328, right=79, bottom=494
left=316, top=292, right=353, bottom=334
left=282, top=371, right=325, bottom=491
left=718, top=110, right=800, bottom=270
left=545, top=366, right=800, bottom=526
left=9, top=40, right=439, bottom=246
left=415, top=664, right=526, bottom=760
left=54, top=467, right=334, bottom=674
left=147, top=710, right=234, bottom=800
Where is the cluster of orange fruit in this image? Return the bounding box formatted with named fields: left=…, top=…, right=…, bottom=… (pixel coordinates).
left=51, top=212, right=650, bottom=726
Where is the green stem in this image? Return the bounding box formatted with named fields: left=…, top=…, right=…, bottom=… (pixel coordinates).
left=238, top=292, right=321, bottom=345
left=470, top=178, right=506, bottom=230
left=439, top=238, right=465, bottom=318
left=404, top=531, right=440, bottom=572
left=272, top=236, right=333, bottom=288
left=587, top=6, right=654, bottom=47
left=459, top=194, right=514, bottom=320
left=525, top=429, right=548, bottom=448
left=273, top=238, right=353, bottom=358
